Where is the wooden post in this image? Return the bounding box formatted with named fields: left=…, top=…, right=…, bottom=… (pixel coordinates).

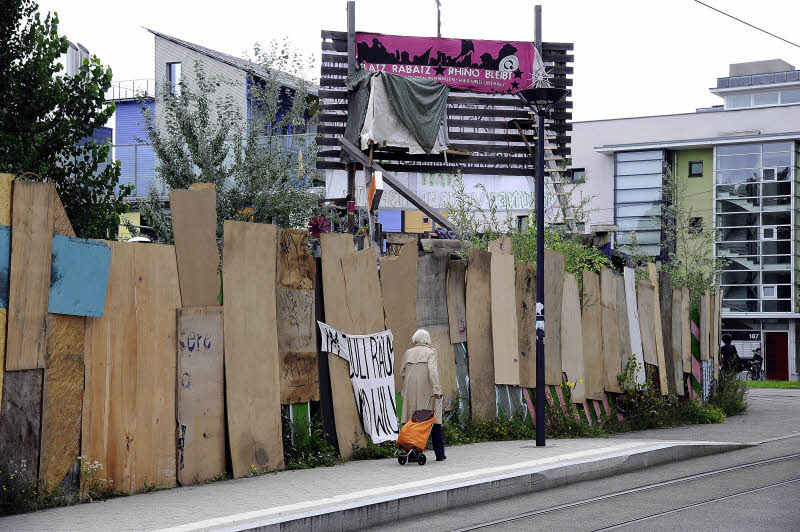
left=346, top=1, right=357, bottom=234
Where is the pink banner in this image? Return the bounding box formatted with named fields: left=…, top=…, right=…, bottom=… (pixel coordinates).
left=356, top=32, right=536, bottom=94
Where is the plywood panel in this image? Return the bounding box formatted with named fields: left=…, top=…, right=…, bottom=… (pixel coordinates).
left=491, top=252, right=519, bottom=385
left=134, top=244, right=180, bottom=489
left=560, top=274, right=585, bottom=403
left=446, top=259, right=467, bottom=344
left=380, top=242, right=418, bottom=391
left=544, top=250, right=565, bottom=386
left=671, top=290, right=684, bottom=396
left=342, top=248, right=385, bottom=334
left=648, top=264, right=668, bottom=395
left=82, top=241, right=137, bottom=492
left=616, top=274, right=632, bottom=387
left=681, top=287, right=692, bottom=371
left=713, top=290, right=722, bottom=379
left=466, top=249, right=495, bottom=418
left=600, top=268, right=623, bottom=394
left=659, top=273, right=675, bottom=394
left=516, top=262, right=536, bottom=388
left=40, top=315, right=84, bottom=489
left=51, top=189, right=75, bottom=238
left=277, top=229, right=317, bottom=404
left=623, top=267, right=645, bottom=384
left=0, top=174, right=12, bottom=226
left=170, top=188, right=220, bottom=307
left=223, top=221, right=284, bottom=477
left=0, top=174, right=12, bottom=411
left=429, top=324, right=458, bottom=410
left=637, top=279, right=658, bottom=367
left=319, top=233, right=366, bottom=458
left=0, top=369, right=43, bottom=483
left=582, top=271, right=604, bottom=400
left=176, top=307, right=225, bottom=485
left=416, top=250, right=450, bottom=328
left=487, top=235, right=512, bottom=255
left=700, top=291, right=711, bottom=361
left=48, top=236, right=111, bottom=317
left=7, top=181, right=54, bottom=369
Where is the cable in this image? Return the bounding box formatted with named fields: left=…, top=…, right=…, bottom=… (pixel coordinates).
left=693, top=0, right=800, bottom=49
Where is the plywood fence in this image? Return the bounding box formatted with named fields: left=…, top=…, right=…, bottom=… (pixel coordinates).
left=0, top=178, right=725, bottom=492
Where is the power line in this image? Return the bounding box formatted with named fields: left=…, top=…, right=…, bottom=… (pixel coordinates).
left=693, top=0, right=800, bottom=49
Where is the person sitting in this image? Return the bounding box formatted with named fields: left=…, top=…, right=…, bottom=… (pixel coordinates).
left=719, top=334, right=740, bottom=375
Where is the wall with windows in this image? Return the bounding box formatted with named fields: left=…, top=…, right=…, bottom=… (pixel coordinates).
left=614, top=150, right=664, bottom=256
left=715, top=141, right=794, bottom=314
left=724, top=87, right=800, bottom=109
left=115, top=100, right=157, bottom=196
left=676, top=148, right=713, bottom=232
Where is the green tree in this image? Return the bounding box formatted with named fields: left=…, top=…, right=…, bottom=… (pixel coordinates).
left=0, top=0, right=131, bottom=238
left=139, top=40, right=331, bottom=243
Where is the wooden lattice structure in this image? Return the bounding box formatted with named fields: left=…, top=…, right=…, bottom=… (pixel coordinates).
left=317, top=30, right=573, bottom=178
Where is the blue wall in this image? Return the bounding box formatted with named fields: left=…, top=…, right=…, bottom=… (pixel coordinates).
left=378, top=210, right=402, bottom=233
left=115, top=100, right=158, bottom=196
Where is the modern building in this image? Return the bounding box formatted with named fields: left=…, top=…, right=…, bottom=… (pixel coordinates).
left=571, top=59, right=800, bottom=381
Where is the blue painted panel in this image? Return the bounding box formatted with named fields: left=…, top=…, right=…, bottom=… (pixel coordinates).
left=0, top=226, right=9, bottom=308
left=378, top=210, right=402, bottom=233
left=115, top=100, right=154, bottom=145
left=49, top=236, right=111, bottom=317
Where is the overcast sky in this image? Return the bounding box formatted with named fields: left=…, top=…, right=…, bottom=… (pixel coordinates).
left=38, top=0, right=800, bottom=122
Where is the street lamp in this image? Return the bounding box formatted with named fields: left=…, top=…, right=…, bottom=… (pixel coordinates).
left=517, top=86, right=568, bottom=447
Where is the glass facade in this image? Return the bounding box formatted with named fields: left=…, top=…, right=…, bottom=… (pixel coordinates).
left=715, top=141, right=795, bottom=313
left=614, top=150, right=664, bottom=256
left=724, top=88, right=800, bottom=109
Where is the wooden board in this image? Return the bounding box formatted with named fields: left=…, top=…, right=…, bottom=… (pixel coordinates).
left=700, top=291, right=711, bottom=361
left=277, top=229, right=318, bottom=404
left=713, top=290, right=722, bottom=379
left=560, top=274, right=585, bottom=403
left=51, top=189, right=74, bottom=239
left=616, top=273, right=632, bottom=387
left=82, top=241, right=137, bottom=492
left=637, top=279, right=658, bottom=367
left=319, top=233, right=366, bottom=458
left=429, top=324, right=458, bottom=410
left=659, top=273, right=675, bottom=394
left=189, top=183, right=217, bottom=191
left=623, top=267, right=645, bottom=384
left=600, top=268, right=623, bottom=394
left=648, top=264, right=668, bottom=395
left=466, top=249, right=495, bottom=418
left=0, top=369, right=43, bottom=483
left=342, top=248, right=386, bottom=334
left=582, top=271, right=604, bottom=400
left=0, top=174, right=12, bottom=411
left=516, top=262, right=536, bottom=389
left=416, top=250, right=450, bottom=329
left=7, top=181, right=55, bottom=370
left=681, top=287, right=692, bottom=372
left=39, top=315, right=84, bottom=489
left=544, top=250, right=565, bottom=386
left=446, top=259, right=468, bottom=344
left=380, top=242, right=418, bottom=391
left=671, top=290, right=684, bottom=396
left=487, top=236, right=513, bottom=255
left=491, top=252, right=519, bottom=385
left=223, top=221, right=284, bottom=477
left=134, top=244, right=180, bottom=489
left=176, top=307, right=225, bottom=485
left=169, top=188, right=220, bottom=308
left=48, top=236, right=111, bottom=317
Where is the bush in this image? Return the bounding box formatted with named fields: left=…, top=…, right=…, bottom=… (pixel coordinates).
left=709, top=370, right=748, bottom=416
left=282, top=413, right=340, bottom=470
left=0, top=460, right=68, bottom=517
left=351, top=441, right=396, bottom=460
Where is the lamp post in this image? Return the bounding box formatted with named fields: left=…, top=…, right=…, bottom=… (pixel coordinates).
left=518, top=86, right=567, bottom=447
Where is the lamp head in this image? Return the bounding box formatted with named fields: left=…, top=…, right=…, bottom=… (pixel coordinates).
left=518, top=87, right=568, bottom=109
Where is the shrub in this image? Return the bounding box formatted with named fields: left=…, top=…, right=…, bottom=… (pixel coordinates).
left=709, top=370, right=748, bottom=416
left=1, top=460, right=67, bottom=516
left=282, top=413, right=340, bottom=470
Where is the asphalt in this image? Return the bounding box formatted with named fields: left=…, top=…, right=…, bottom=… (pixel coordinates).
left=2, top=388, right=793, bottom=531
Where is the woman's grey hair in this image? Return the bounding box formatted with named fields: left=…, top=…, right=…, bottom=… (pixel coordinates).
left=412, top=329, right=431, bottom=346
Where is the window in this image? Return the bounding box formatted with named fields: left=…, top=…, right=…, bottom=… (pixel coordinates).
left=761, top=226, right=777, bottom=240
left=762, top=168, right=777, bottom=181
left=781, top=88, right=800, bottom=104
left=422, top=217, right=429, bottom=224
left=688, top=161, right=703, bottom=177
left=725, top=94, right=750, bottom=109
left=517, top=215, right=529, bottom=231
left=762, top=285, right=777, bottom=299
left=753, top=92, right=779, bottom=106
left=689, top=217, right=703, bottom=234
left=167, top=62, right=182, bottom=96
left=568, top=168, right=586, bottom=183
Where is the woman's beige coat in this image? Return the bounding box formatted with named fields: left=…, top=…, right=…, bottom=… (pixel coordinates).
left=400, top=345, right=443, bottom=424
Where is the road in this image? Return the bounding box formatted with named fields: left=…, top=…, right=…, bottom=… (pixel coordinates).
left=368, top=388, right=800, bottom=531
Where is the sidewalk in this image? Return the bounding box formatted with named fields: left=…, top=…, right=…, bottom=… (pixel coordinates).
left=0, top=438, right=745, bottom=531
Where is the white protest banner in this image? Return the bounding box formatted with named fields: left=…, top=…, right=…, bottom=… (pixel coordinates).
left=318, top=321, right=399, bottom=443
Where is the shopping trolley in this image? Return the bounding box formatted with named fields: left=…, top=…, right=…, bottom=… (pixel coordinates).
left=395, top=395, right=442, bottom=466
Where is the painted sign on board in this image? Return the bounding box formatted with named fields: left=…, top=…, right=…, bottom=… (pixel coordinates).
left=356, top=32, right=537, bottom=94
left=317, top=321, right=399, bottom=444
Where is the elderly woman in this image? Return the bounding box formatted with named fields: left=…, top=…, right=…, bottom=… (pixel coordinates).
left=400, top=329, right=446, bottom=461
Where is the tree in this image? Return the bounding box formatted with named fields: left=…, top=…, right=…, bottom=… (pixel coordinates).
left=139, top=40, right=332, bottom=243
left=0, top=0, right=131, bottom=238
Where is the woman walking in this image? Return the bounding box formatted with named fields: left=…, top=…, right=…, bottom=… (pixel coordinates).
left=400, top=329, right=446, bottom=461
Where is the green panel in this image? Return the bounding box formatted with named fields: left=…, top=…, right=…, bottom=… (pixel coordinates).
left=676, top=148, right=713, bottom=233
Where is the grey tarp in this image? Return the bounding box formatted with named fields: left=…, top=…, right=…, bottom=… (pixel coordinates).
left=341, top=69, right=449, bottom=161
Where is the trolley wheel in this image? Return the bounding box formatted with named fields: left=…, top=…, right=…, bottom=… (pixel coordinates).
left=417, top=453, right=427, bottom=466
left=398, top=455, right=407, bottom=465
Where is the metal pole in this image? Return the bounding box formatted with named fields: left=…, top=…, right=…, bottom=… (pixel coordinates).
left=534, top=3, right=546, bottom=448
left=436, top=1, right=441, bottom=37
left=346, top=1, right=357, bottom=233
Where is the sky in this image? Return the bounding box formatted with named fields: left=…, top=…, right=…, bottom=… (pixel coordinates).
left=38, top=0, right=800, bottom=122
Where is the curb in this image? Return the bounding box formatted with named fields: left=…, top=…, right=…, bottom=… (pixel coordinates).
left=167, top=441, right=748, bottom=531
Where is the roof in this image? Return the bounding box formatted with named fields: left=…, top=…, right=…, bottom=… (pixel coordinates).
left=145, top=28, right=318, bottom=95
